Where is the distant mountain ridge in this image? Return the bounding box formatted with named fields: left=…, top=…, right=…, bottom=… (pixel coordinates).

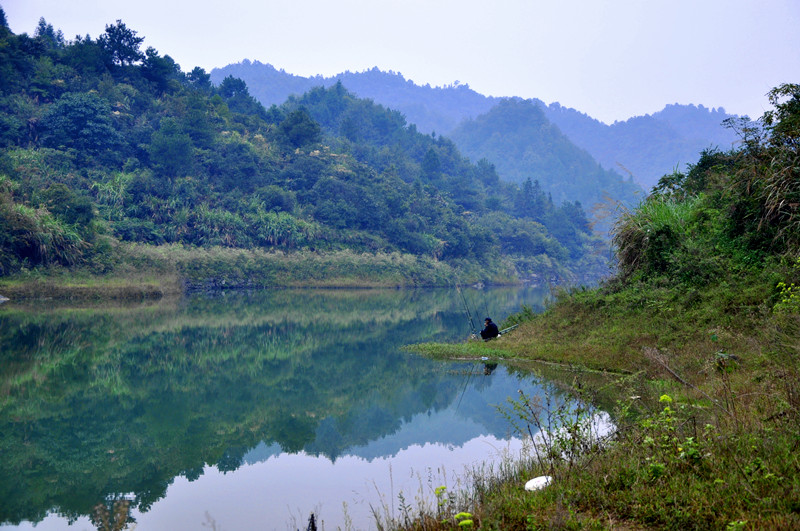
left=211, top=60, right=498, bottom=135
left=449, top=98, right=641, bottom=210
left=211, top=61, right=740, bottom=191
left=540, top=102, right=739, bottom=189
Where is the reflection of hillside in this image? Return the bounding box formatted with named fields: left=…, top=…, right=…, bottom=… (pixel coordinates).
left=0, top=287, right=548, bottom=526
left=303, top=365, right=547, bottom=462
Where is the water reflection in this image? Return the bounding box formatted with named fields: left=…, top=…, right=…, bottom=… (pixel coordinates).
left=0, top=287, right=551, bottom=529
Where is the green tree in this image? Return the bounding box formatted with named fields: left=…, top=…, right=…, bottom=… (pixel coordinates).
left=33, top=17, right=64, bottom=51
left=763, top=83, right=800, bottom=148
left=148, top=118, right=193, bottom=177
left=40, top=92, right=120, bottom=154
left=421, top=148, right=441, bottom=178
left=187, top=66, right=212, bottom=92
left=475, top=158, right=499, bottom=186
left=217, top=75, right=266, bottom=117
left=98, top=20, right=144, bottom=67
left=62, top=35, right=108, bottom=76
left=141, top=47, right=180, bottom=93
left=180, top=94, right=217, bottom=149
left=277, top=109, right=321, bottom=149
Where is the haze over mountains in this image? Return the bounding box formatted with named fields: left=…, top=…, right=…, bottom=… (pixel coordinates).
left=212, top=61, right=740, bottom=192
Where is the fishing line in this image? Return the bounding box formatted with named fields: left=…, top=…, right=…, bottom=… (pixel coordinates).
left=455, top=361, right=478, bottom=412
left=455, top=281, right=477, bottom=335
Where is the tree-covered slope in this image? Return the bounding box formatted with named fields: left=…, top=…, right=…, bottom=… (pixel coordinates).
left=0, top=13, right=602, bottom=285
left=212, top=61, right=738, bottom=194
left=211, top=61, right=498, bottom=136
left=448, top=98, right=643, bottom=210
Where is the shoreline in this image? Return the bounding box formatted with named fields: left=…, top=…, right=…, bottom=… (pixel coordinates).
left=0, top=245, right=543, bottom=301
left=0, top=242, right=602, bottom=302
left=398, top=270, right=800, bottom=529
left=0, top=271, right=529, bottom=302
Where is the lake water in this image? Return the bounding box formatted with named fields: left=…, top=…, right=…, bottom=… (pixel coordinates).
left=0, top=286, right=570, bottom=530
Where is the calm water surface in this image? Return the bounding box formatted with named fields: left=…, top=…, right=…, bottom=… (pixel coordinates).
left=0, top=286, right=565, bottom=530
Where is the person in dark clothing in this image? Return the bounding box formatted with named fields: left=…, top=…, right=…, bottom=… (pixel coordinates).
left=480, top=317, right=499, bottom=340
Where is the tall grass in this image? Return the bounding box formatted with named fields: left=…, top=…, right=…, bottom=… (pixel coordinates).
left=0, top=183, right=88, bottom=274
left=120, top=244, right=473, bottom=289
left=612, top=196, right=700, bottom=280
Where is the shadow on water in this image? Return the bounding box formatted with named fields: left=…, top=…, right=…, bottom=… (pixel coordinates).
left=0, top=286, right=554, bottom=528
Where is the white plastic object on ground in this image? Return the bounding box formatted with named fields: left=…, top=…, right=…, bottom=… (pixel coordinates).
left=524, top=475, right=552, bottom=491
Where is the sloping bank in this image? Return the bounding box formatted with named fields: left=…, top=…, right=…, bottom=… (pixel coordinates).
left=0, top=243, right=522, bottom=299
left=405, top=264, right=800, bottom=529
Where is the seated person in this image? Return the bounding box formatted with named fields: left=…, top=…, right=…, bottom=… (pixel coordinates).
left=480, top=317, right=499, bottom=340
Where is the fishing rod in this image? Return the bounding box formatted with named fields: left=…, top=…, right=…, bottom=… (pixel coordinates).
left=455, top=282, right=478, bottom=335
left=499, top=323, right=519, bottom=335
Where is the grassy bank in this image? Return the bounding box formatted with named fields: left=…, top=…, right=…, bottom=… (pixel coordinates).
left=402, top=261, right=799, bottom=530
left=398, top=92, right=800, bottom=528
left=0, top=269, right=183, bottom=300
left=0, top=243, right=519, bottom=299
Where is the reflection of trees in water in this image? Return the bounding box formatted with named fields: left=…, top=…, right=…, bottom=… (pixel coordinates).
left=90, top=499, right=133, bottom=531
left=0, top=287, right=548, bottom=525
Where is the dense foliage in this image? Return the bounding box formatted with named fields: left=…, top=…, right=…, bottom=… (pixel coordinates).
left=0, top=13, right=601, bottom=283
left=212, top=61, right=737, bottom=195
left=614, top=84, right=800, bottom=283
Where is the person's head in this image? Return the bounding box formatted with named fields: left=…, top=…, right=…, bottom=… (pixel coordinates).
left=485, top=317, right=491, bottom=323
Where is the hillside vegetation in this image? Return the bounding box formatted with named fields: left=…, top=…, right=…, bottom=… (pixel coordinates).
left=406, top=84, right=800, bottom=529
left=449, top=98, right=642, bottom=208
left=212, top=61, right=737, bottom=195
left=0, top=14, right=604, bottom=293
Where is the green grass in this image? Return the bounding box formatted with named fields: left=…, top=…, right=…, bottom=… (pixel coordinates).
left=0, top=268, right=182, bottom=299
left=0, top=243, right=516, bottom=300
left=398, top=262, right=800, bottom=530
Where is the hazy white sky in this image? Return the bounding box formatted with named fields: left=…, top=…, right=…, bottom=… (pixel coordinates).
left=4, top=0, right=799, bottom=124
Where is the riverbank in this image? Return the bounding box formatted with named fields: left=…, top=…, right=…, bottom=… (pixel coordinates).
left=405, top=262, right=800, bottom=529
left=0, top=243, right=522, bottom=300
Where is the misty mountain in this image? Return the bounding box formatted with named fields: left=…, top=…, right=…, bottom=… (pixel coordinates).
left=211, top=60, right=498, bottom=135
left=540, top=102, right=739, bottom=190
left=212, top=62, right=739, bottom=192
left=448, top=99, right=642, bottom=210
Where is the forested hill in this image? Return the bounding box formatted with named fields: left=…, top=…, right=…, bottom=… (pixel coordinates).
left=212, top=61, right=738, bottom=192
left=540, top=102, right=739, bottom=190
left=448, top=99, right=642, bottom=209
left=0, top=14, right=605, bottom=285
left=211, top=61, right=498, bottom=136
